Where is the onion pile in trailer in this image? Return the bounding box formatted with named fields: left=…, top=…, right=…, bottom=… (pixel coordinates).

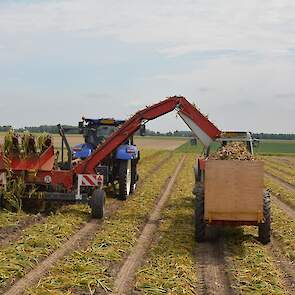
left=208, top=142, right=255, bottom=160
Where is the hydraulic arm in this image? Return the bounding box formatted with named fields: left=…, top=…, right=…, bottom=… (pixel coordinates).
left=74, top=96, right=221, bottom=174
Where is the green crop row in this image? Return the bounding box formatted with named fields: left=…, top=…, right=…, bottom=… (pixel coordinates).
left=0, top=209, right=28, bottom=229
left=0, top=150, right=168, bottom=290
left=265, top=177, right=295, bottom=209
left=135, top=154, right=198, bottom=295
left=272, top=204, right=295, bottom=262
left=263, top=158, right=295, bottom=177
left=26, top=153, right=182, bottom=294
left=225, top=227, right=288, bottom=295
left=0, top=204, right=90, bottom=289
left=264, top=165, right=295, bottom=186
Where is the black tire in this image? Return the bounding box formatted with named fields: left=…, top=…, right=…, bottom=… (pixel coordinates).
left=90, top=189, right=106, bottom=219
left=195, top=183, right=206, bottom=242
left=130, top=160, right=138, bottom=194
left=118, top=160, right=131, bottom=200
left=258, top=192, right=271, bottom=244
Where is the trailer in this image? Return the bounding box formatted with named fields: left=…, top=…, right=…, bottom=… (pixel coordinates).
left=0, top=96, right=271, bottom=243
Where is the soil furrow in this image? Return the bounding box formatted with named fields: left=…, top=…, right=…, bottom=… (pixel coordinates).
left=265, top=172, right=295, bottom=191
left=271, top=194, right=295, bottom=219
left=112, top=156, right=185, bottom=295
left=4, top=219, right=99, bottom=295
left=3, top=152, right=174, bottom=295
left=267, top=240, right=295, bottom=294
left=196, top=230, right=234, bottom=295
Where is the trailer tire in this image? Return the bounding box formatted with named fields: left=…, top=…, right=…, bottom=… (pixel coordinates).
left=195, top=183, right=206, bottom=242
left=118, top=160, right=132, bottom=200
left=90, top=189, right=105, bottom=219
left=258, top=192, right=271, bottom=244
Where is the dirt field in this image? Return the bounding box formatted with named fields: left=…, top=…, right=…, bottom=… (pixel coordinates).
left=0, top=145, right=295, bottom=294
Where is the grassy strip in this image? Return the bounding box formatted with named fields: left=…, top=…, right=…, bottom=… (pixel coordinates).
left=263, top=158, right=295, bottom=177
left=225, top=227, right=288, bottom=295
left=0, top=204, right=90, bottom=288
left=264, top=165, right=295, bottom=186
left=265, top=177, right=295, bottom=208
left=134, top=154, right=198, bottom=295
left=272, top=204, right=295, bottom=262
left=26, top=153, right=182, bottom=294
left=0, top=210, right=28, bottom=229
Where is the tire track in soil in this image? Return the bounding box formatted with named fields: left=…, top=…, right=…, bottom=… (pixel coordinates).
left=0, top=214, right=45, bottom=247
left=111, top=156, right=186, bottom=295
left=268, top=191, right=295, bottom=294
left=263, top=172, right=295, bottom=294
left=196, top=228, right=234, bottom=295
left=265, top=172, right=295, bottom=191
left=267, top=240, right=295, bottom=294
left=3, top=152, right=174, bottom=295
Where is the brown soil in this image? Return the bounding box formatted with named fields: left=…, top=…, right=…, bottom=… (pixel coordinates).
left=134, top=137, right=187, bottom=150
left=267, top=240, right=295, bottom=294
left=0, top=214, right=45, bottom=247
left=196, top=227, right=234, bottom=295
left=0, top=134, right=187, bottom=151
left=111, top=156, right=185, bottom=295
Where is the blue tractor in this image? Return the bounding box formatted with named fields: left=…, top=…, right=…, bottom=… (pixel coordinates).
left=72, top=117, right=140, bottom=200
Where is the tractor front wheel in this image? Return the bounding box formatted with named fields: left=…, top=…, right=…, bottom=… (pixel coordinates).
left=118, top=160, right=132, bottom=200
left=258, top=192, right=271, bottom=244
left=90, top=189, right=106, bottom=219
left=130, top=159, right=138, bottom=194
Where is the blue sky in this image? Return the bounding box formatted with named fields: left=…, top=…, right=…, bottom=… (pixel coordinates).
left=0, top=0, right=294, bottom=132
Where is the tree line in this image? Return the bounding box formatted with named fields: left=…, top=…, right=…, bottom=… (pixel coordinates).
left=0, top=125, right=294, bottom=140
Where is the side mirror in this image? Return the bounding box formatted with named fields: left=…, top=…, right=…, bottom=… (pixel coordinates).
left=140, top=125, right=146, bottom=136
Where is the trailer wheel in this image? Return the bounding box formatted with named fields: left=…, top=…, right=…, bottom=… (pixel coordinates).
left=258, top=192, right=271, bottom=244
left=195, top=183, right=206, bottom=242
left=130, top=160, right=138, bottom=194
left=90, top=189, right=106, bottom=219
left=118, top=160, right=132, bottom=200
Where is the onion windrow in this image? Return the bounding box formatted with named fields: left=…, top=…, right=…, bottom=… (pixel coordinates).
left=264, top=165, right=295, bottom=186
left=271, top=204, right=295, bottom=261
left=139, top=149, right=165, bottom=160
left=135, top=154, right=198, bottom=295
left=224, top=227, right=288, bottom=295
left=263, top=158, right=295, bottom=177
left=0, top=204, right=90, bottom=289
left=26, top=153, right=182, bottom=294
left=0, top=209, right=28, bottom=229
left=265, top=177, right=295, bottom=208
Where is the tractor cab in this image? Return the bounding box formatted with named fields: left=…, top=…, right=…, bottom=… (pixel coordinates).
left=73, top=118, right=125, bottom=160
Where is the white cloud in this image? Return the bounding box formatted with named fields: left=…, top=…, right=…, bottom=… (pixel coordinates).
left=1, top=0, right=295, bottom=57
left=0, top=0, right=294, bottom=132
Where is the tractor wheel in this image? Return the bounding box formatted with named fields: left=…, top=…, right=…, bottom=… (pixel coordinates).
left=118, top=160, right=132, bottom=200
left=258, top=192, right=271, bottom=244
left=130, top=160, right=138, bottom=194
left=90, top=189, right=106, bottom=219
left=195, top=183, right=206, bottom=242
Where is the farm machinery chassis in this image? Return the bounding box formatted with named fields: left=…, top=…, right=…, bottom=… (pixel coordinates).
left=0, top=96, right=270, bottom=243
